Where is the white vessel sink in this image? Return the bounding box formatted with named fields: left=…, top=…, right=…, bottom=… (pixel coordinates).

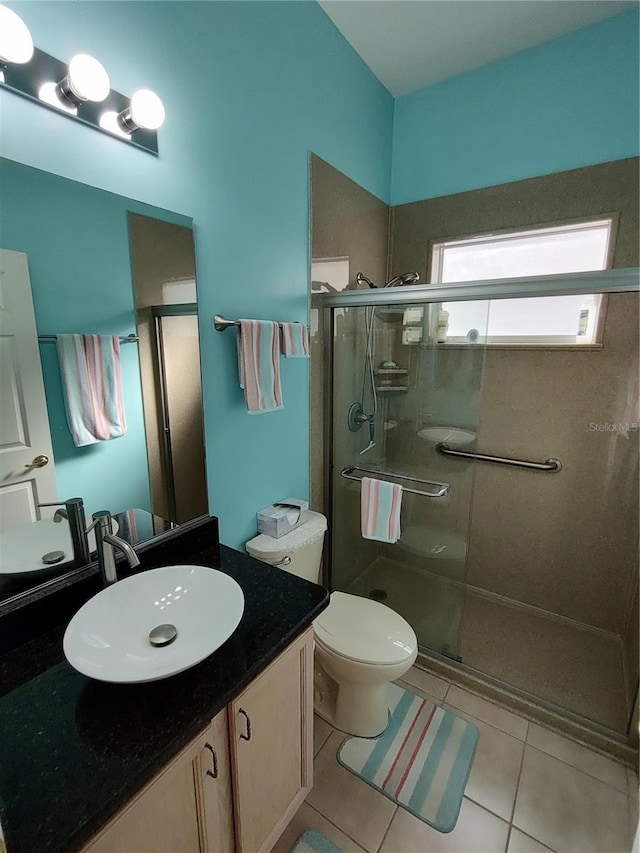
left=0, top=518, right=119, bottom=577
left=63, top=565, right=244, bottom=683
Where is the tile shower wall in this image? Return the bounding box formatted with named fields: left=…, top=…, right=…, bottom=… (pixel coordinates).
left=390, top=157, right=639, bottom=701
left=310, top=155, right=390, bottom=582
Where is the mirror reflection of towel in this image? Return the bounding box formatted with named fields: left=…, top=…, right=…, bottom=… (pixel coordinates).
left=56, top=334, right=127, bottom=447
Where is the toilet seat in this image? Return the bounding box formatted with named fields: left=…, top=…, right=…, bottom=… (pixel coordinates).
left=314, top=591, right=417, bottom=666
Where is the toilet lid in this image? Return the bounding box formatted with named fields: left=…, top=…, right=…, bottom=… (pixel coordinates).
left=314, top=591, right=417, bottom=666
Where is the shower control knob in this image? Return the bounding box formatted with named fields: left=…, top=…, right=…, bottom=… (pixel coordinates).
left=348, top=402, right=371, bottom=432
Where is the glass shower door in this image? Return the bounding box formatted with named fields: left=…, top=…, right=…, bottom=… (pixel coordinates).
left=329, top=298, right=490, bottom=661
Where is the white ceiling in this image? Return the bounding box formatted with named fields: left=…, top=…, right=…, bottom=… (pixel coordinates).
left=318, top=0, right=637, bottom=97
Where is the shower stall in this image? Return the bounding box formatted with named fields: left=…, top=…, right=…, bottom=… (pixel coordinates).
left=320, top=269, right=639, bottom=747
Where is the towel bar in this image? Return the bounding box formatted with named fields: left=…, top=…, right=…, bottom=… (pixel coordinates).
left=213, top=314, right=310, bottom=333
left=38, top=334, right=139, bottom=343
left=340, top=466, right=449, bottom=498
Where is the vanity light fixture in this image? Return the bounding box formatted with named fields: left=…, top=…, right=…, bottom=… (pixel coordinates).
left=0, top=6, right=162, bottom=155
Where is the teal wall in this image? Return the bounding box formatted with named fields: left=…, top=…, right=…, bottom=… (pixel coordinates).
left=391, top=9, right=640, bottom=204
left=1, top=1, right=394, bottom=548
left=0, top=158, right=193, bottom=517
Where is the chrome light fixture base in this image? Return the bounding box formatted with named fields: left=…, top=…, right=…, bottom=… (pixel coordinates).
left=0, top=47, right=159, bottom=155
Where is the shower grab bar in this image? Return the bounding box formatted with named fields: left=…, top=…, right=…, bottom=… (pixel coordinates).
left=437, top=444, right=562, bottom=472
left=340, top=466, right=450, bottom=498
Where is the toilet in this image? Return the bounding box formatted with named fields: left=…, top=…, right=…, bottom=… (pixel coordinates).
left=246, top=511, right=417, bottom=737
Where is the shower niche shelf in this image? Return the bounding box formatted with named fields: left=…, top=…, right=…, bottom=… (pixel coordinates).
left=375, top=368, right=408, bottom=393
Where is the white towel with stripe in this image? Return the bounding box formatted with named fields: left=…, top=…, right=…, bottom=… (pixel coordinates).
left=361, top=476, right=402, bottom=543
left=280, top=322, right=309, bottom=357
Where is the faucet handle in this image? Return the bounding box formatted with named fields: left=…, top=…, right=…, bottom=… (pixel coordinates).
left=39, top=497, right=86, bottom=524
left=92, top=510, right=113, bottom=529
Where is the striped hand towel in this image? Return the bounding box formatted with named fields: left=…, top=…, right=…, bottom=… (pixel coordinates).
left=280, top=322, right=309, bottom=358
left=56, top=335, right=127, bottom=447
left=236, top=319, right=283, bottom=414
left=361, top=476, right=402, bottom=543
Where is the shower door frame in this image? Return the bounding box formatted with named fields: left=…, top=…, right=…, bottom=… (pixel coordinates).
left=320, top=266, right=640, bottom=746
left=151, top=302, right=199, bottom=523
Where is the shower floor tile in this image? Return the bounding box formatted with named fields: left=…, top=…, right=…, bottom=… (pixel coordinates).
left=460, top=594, right=629, bottom=733
left=344, top=557, right=630, bottom=734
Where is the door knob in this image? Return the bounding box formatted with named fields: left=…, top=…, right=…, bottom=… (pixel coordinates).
left=24, top=454, right=49, bottom=470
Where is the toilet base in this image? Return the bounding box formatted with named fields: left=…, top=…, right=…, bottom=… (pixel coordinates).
left=313, top=658, right=393, bottom=738
left=314, top=679, right=390, bottom=737
left=336, top=681, right=390, bottom=737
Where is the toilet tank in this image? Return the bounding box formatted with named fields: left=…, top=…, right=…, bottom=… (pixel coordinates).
left=246, top=511, right=327, bottom=583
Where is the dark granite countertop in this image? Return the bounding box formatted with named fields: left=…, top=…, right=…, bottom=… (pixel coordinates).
left=0, top=517, right=329, bottom=853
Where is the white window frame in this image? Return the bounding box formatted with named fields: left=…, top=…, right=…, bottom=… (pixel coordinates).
left=429, top=218, right=616, bottom=348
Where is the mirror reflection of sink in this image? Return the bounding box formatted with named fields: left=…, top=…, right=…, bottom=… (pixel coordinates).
left=0, top=518, right=119, bottom=577
left=417, top=426, right=476, bottom=447
left=63, top=565, right=245, bottom=683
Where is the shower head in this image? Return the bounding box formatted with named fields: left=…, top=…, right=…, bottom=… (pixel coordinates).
left=356, top=272, right=376, bottom=289
left=384, top=271, right=420, bottom=288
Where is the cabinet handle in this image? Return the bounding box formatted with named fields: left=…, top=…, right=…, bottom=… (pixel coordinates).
left=238, top=708, right=252, bottom=741
left=205, top=742, right=218, bottom=779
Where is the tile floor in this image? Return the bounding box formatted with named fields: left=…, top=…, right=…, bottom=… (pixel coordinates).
left=273, top=665, right=638, bottom=853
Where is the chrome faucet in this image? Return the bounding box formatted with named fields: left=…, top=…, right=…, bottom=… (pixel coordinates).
left=38, top=497, right=90, bottom=567
left=92, top=510, right=141, bottom=586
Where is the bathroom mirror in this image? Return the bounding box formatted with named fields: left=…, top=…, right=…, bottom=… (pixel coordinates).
left=0, top=157, right=208, bottom=609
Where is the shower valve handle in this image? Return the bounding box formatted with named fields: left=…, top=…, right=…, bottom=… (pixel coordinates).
left=367, top=418, right=374, bottom=443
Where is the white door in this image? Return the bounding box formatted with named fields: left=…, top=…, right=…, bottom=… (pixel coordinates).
left=0, top=249, right=57, bottom=532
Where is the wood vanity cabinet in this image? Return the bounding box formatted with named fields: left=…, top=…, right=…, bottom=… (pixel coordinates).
left=82, top=627, right=313, bottom=853
left=229, top=626, right=313, bottom=853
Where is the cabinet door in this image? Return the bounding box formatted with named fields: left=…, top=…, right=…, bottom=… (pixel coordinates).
left=230, top=627, right=313, bottom=853
left=83, top=730, right=207, bottom=853
left=194, top=709, right=235, bottom=853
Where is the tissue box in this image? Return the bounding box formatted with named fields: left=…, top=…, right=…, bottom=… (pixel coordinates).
left=257, top=497, right=309, bottom=539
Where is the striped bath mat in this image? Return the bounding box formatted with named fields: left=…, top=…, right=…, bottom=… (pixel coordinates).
left=337, top=684, right=478, bottom=833
left=290, top=830, right=342, bottom=853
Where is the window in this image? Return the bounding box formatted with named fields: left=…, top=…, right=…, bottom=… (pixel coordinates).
left=311, top=257, right=350, bottom=293
left=430, top=219, right=614, bottom=345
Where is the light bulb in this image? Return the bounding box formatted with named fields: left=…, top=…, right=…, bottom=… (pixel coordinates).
left=98, top=110, right=130, bottom=139
left=0, top=5, right=34, bottom=65
left=39, top=81, right=77, bottom=114
left=67, top=53, right=110, bottom=101
left=118, top=88, right=165, bottom=132
left=56, top=53, right=110, bottom=106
